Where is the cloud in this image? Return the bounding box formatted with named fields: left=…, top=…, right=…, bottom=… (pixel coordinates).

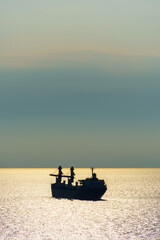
left=1, top=51, right=160, bottom=74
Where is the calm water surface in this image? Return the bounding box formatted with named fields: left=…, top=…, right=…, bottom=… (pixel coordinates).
left=0, top=168, right=159, bottom=240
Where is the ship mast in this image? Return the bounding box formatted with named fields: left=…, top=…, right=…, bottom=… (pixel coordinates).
left=91, top=167, right=94, bottom=178
left=91, top=167, right=97, bottom=179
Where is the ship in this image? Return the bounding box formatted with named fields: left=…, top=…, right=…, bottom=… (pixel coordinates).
left=50, top=166, right=107, bottom=200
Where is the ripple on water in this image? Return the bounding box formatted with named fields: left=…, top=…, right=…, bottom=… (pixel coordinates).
left=0, top=168, right=159, bottom=240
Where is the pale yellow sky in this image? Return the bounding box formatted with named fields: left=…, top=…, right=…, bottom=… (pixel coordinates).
left=0, top=1, right=160, bottom=168
left=1, top=0, right=160, bottom=68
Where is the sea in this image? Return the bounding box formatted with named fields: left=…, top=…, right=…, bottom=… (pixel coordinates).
left=0, top=168, right=159, bottom=240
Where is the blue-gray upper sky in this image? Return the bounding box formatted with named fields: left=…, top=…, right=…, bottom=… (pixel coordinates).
left=0, top=0, right=160, bottom=167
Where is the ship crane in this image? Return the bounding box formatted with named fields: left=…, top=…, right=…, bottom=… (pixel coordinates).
left=50, top=166, right=75, bottom=183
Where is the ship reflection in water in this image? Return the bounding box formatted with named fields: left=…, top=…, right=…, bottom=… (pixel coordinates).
left=50, top=166, right=107, bottom=200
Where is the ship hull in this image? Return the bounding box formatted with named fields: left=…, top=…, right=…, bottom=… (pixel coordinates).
left=51, top=184, right=107, bottom=200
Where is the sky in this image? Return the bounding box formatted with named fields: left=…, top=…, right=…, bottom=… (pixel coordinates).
left=0, top=0, right=160, bottom=167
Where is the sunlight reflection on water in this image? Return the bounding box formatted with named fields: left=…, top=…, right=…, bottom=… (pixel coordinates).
left=0, top=168, right=159, bottom=240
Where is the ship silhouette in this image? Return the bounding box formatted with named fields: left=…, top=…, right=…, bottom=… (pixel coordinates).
left=50, top=166, right=107, bottom=200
